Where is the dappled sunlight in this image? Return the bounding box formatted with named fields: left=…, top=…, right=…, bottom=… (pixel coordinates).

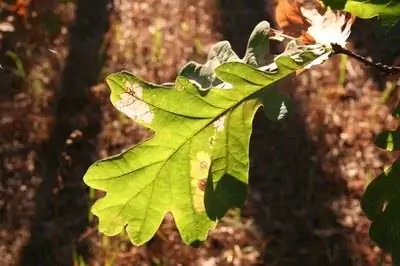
left=0, top=0, right=399, bottom=265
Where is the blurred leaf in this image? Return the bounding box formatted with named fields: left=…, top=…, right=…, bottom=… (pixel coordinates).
left=364, top=103, right=400, bottom=265
left=375, top=131, right=400, bottom=151
left=40, top=12, right=62, bottom=36
left=322, top=0, right=400, bottom=26
left=393, top=105, right=400, bottom=119
left=362, top=160, right=400, bottom=265
left=179, top=21, right=271, bottom=91
left=84, top=21, right=331, bottom=245
left=6, top=51, right=26, bottom=78
left=179, top=41, right=240, bottom=91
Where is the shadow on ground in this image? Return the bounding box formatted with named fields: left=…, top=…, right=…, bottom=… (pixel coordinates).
left=19, top=1, right=111, bottom=265
left=217, top=1, right=364, bottom=265
left=249, top=111, right=355, bottom=265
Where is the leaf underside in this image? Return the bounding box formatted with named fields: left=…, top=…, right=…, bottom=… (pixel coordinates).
left=83, top=21, right=330, bottom=245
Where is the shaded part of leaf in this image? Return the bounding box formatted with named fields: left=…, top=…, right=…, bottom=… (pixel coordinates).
left=322, top=0, right=400, bottom=27
left=243, top=20, right=271, bottom=67
left=375, top=130, right=400, bottom=151
left=362, top=171, right=392, bottom=219
left=226, top=99, right=261, bottom=182
left=369, top=196, right=400, bottom=257
left=380, top=15, right=400, bottom=29
left=206, top=99, right=260, bottom=222
left=261, top=89, right=293, bottom=121
left=179, top=41, right=240, bottom=91
left=180, top=62, right=215, bottom=91
left=362, top=160, right=400, bottom=221
left=207, top=41, right=241, bottom=66
left=204, top=174, right=247, bottom=219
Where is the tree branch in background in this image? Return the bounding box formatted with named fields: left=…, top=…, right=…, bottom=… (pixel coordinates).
left=332, top=43, right=400, bottom=76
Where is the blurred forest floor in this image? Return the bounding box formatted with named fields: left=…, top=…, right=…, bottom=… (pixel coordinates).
left=0, top=0, right=399, bottom=265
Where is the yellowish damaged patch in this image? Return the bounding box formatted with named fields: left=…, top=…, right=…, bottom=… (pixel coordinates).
left=190, top=151, right=211, bottom=212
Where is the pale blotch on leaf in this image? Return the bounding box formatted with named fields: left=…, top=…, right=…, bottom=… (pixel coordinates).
left=212, top=116, right=226, bottom=132
left=115, top=81, right=154, bottom=123
left=125, top=80, right=142, bottom=97
left=190, top=151, right=211, bottom=179
left=190, top=151, right=211, bottom=212
left=215, top=82, right=233, bottom=90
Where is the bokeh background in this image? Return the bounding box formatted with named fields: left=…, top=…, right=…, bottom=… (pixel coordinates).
left=0, top=0, right=399, bottom=265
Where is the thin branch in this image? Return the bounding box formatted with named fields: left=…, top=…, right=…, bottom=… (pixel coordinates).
left=331, top=43, right=400, bottom=75
left=269, top=28, right=297, bottom=41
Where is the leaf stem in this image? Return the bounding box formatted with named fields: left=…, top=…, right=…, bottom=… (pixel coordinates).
left=269, top=28, right=297, bottom=41
left=331, top=43, right=400, bottom=75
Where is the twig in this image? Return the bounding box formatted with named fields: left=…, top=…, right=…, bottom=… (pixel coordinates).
left=269, top=28, right=297, bottom=41
left=331, top=43, right=400, bottom=75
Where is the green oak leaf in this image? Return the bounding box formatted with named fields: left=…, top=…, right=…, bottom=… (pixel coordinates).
left=83, top=21, right=331, bottom=245
left=179, top=21, right=271, bottom=91
left=179, top=41, right=240, bottom=91
left=362, top=160, right=400, bottom=265
left=242, top=21, right=272, bottom=67
left=322, top=0, right=400, bottom=26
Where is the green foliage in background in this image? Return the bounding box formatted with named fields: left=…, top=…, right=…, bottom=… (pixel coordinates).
left=83, top=21, right=331, bottom=245
left=322, top=0, right=400, bottom=26
left=315, top=2, right=400, bottom=262
left=362, top=106, right=400, bottom=265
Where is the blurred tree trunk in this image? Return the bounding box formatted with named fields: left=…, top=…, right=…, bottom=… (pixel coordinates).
left=217, top=0, right=269, bottom=56
left=20, top=1, right=111, bottom=265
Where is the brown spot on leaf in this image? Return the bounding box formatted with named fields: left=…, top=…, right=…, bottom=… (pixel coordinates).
left=198, top=178, right=207, bottom=191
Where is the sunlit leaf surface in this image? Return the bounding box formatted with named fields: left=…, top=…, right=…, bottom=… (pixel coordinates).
left=83, top=21, right=330, bottom=245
